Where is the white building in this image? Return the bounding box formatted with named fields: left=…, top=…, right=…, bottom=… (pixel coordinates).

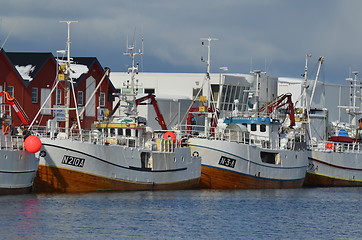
left=278, top=77, right=361, bottom=140
left=110, top=72, right=360, bottom=136
left=110, top=72, right=280, bottom=130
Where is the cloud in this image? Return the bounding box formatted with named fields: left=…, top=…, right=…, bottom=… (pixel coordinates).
left=1, top=0, right=362, bottom=82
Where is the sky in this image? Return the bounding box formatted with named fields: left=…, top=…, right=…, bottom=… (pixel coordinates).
left=1, top=0, right=362, bottom=84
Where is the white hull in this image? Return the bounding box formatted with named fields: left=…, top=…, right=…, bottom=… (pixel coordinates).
left=0, top=148, right=38, bottom=194
left=189, top=138, right=307, bottom=189
left=305, top=149, right=362, bottom=186
left=35, top=137, right=201, bottom=193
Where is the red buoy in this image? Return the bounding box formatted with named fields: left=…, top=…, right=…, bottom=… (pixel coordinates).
left=24, top=135, right=42, bottom=153
left=162, top=131, right=177, bottom=142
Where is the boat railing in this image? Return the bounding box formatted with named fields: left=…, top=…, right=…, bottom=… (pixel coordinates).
left=309, top=140, right=362, bottom=153
left=0, top=134, right=25, bottom=150
left=179, top=124, right=305, bottom=150
left=179, top=124, right=272, bottom=148
left=30, top=126, right=183, bottom=153
left=224, top=111, right=274, bottom=119
left=214, top=128, right=276, bottom=149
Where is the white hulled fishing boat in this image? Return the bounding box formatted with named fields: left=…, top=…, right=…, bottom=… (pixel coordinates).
left=302, top=60, right=362, bottom=187
left=186, top=38, right=307, bottom=189
left=30, top=24, right=200, bottom=193
left=0, top=91, right=41, bottom=194
left=188, top=95, right=308, bottom=189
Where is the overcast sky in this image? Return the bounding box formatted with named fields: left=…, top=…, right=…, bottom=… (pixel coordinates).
left=1, top=0, right=361, bottom=83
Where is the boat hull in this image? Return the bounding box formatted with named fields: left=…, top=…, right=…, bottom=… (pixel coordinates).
left=34, top=165, right=200, bottom=193
left=200, top=165, right=305, bottom=189
left=189, top=138, right=307, bottom=189
left=304, top=150, right=362, bottom=187
left=0, top=149, right=39, bottom=195
left=33, top=138, right=201, bottom=193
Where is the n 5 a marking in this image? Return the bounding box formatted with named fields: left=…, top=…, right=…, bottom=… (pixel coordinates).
left=62, top=155, right=85, bottom=167
left=218, top=156, right=236, bottom=168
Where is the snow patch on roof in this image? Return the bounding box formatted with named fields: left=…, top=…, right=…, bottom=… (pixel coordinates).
left=57, top=59, right=89, bottom=79
left=69, top=63, right=89, bottom=79
left=15, top=65, right=35, bottom=81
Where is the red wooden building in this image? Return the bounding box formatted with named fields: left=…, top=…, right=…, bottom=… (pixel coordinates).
left=0, top=49, right=116, bottom=129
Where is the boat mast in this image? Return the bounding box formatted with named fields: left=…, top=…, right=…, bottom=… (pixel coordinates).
left=59, top=21, right=80, bottom=137
left=345, top=71, right=360, bottom=126
left=302, top=53, right=311, bottom=121
left=309, top=56, right=324, bottom=108
left=302, top=55, right=324, bottom=142
left=200, top=37, right=218, bottom=136
left=251, top=70, right=262, bottom=111
left=122, top=38, right=143, bottom=120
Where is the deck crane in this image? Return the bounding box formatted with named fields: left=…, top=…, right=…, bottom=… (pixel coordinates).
left=186, top=107, right=219, bottom=135
left=135, top=94, right=168, bottom=130
left=109, top=93, right=168, bottom=130
left=0, top=91, right=31, bottom=125
left=258, top=93, right=296, bottom=128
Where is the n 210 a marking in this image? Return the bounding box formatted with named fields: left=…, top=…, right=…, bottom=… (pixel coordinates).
left=62, top=155, right=85, bottom=167
left=218, top=156, right=236, bottom=168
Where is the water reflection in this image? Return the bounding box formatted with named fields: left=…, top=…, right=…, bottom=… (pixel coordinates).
left=0, top=189, right=361, bottom=240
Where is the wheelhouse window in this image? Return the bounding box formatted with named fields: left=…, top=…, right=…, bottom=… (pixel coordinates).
left=125, top=129, right=131, bottom=137
left=117, top=128, right=123, bottom=136
left=251, top=124, right=257, bottom=131
left=110, top=128, right=115, bottom=137
left=260, top=124, right=266, bottom=132
left=99, top=92, right=105, bottom=107
left=77, top=91, right=84, bottom=106
left=32, top=87, right=38, bottom=103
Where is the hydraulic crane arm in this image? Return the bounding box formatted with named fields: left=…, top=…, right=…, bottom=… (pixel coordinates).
left=0, top=91, right=31, bottom=125
left=135, top=94, right=168, bottom=130
left=259, top=93, right=295, bottom=127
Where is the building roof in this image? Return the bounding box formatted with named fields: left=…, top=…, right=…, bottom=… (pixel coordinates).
left=5, top=52, right=54, bottom=83
left=69, top=57, right=116, bottom=92
left=3, top=50, right=115, bottom=93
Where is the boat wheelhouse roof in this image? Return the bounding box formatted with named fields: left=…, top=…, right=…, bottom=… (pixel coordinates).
left=223, top=116, right=281, bottom=125
left=96, top=122, right=145, bottom=129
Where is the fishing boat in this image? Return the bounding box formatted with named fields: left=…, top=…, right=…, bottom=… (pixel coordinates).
left=306, top=133, right=362, bottom=187
left=30, top=25, right=200, bottom=193
left=188, top=94, right=308, bottom=189
left=185, top=38, right=308, bottom=189
left=303, top=65, right=362, bottom=187
left=0, top=91, right=41, bottom=194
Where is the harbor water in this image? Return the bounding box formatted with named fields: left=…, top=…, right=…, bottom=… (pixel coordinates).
left=0, top=188, right=361, bottom=240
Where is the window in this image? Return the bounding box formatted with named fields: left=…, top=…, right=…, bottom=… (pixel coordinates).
left=56, top=89, right=62, bottom=105
left=41, top=88, right=51, bottom=115
left=193, top=88, right=202, bottom=99
left=144, top=88, right=155, bottom=94
left=110, top=128, right=115, bottom=137
left=125, top=129, right=131, bottom=137
left=260, top=124, right=266, bottom=132
left=77, top=91, right=84, bottom=106
left=117, top=128, right=123, bottom=136
left=99, top=92, right=105, bottom=107
left=251, top=124, right=257, bottom=131
left=32, top=88, right=38, bottom=103
left=211, top=84, right=220, bottom=103
left=7, top=86, right=14, bottom=97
